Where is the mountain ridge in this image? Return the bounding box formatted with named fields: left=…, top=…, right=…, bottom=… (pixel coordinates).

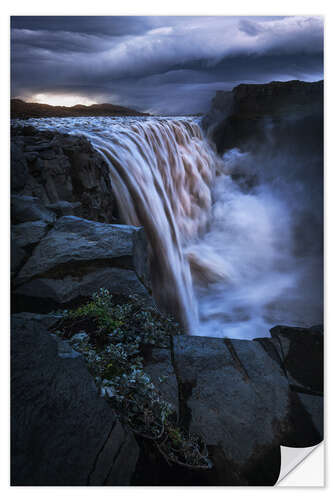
left=11, top=99, right=149, bottom=119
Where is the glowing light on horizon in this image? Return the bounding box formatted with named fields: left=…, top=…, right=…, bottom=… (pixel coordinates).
left=29, top=93, right=98, bottom=107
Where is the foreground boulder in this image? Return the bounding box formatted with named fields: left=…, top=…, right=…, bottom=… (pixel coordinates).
left=11, top=312, right=323, bottom=486
left=11, top=313, right=139, bottom=486
left=13, top=216, right=151, bottom=310
left=139, top=330, right=323, bottom=486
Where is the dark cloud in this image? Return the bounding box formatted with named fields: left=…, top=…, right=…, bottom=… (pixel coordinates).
left=11, top=16, right=153, bottom=36
left=11, top=16, right=324, bottom=114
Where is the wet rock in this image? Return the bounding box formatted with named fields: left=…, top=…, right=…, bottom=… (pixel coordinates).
left=11, top=313, right=139, bottom=486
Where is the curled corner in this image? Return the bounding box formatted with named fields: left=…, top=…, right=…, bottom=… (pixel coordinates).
left=277, top=443, right=323, bottom=485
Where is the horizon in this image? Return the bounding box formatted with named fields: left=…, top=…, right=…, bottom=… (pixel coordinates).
left=11, top=77, right=324, bottom=116
left=11, top=16, right=324, bottom=114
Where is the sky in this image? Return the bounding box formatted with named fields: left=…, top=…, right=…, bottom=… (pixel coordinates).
left=10, top=16, right=324, bottom=114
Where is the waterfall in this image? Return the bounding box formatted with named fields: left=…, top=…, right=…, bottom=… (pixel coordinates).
left=87, top=119, right=223, bottom=331
left=22, top=115, right=323, bottom=339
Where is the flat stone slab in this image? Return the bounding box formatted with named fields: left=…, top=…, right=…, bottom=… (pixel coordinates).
left=16, top=216, right=145, bottom=285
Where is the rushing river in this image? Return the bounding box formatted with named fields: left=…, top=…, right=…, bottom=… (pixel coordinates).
left=14, top=116, right=323, bottom=339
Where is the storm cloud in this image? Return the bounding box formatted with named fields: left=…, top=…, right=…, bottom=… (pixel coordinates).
left=11, top=16, right=324, bottom=114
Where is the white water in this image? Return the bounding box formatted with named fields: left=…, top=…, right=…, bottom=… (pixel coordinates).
left=17, top=116, right=323, bottom=339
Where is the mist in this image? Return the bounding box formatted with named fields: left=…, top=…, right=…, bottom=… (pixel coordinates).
left=190, top=115, right=323, bottom=338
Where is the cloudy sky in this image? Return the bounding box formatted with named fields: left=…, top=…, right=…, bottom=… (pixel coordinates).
left=11, top=16, right=324, bottom=114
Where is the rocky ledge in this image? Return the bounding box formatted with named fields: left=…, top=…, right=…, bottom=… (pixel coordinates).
left=11, top=125, right=118, bottom=223
left=203, top=80, right=323, bottom=155
left=11, top=126, right=151, bottom=312
left=11, top=312, right=323, bottom=486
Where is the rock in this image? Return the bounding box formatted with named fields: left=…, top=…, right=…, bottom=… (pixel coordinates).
left=171, top=334, right=323, bottom=485
left=11, top=313, right=139, bottom=486
left=13, top=216, right=152, bottom=309
left=296, top=393, right=323, bottom=438
left=15, top=268, right=152, bottom=306
left=11, top=240, right=26, bottom=274
left=144, top=348, right=179, bottom=414
left=11, top=126, right=117, bottom=224
left=203, top=80, right=323, bottom=156
left=133, top=227, right=151, bottom=291
left=11, top=220, right=48, bottom=248
left=11, top=142, right=28, bottom=191
left=11, top=195, right=56, bottom=225
left=270, top=325, right=323, bottom=394
left=46, top=200, right=82, bottom=217
left=16, top=216, right=148, bottom=285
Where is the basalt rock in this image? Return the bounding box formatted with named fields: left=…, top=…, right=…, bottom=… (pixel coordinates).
left=203, top=80, right=324, bottom=155
left=167, top=334, right=323, bottom=486
left=12, top=216, right=152, bottom=311
left=11, top=126, right=118, bottom=224
left=11, top=313, right=139, bottom=486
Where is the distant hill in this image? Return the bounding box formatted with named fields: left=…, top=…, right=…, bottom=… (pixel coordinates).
left=11, top=99, right=149, bottom=119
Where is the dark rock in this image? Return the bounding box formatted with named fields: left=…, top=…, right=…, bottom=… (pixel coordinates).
left=11, top=195, right=56, bottom=225
left=296, top=393, right=323, bottom=438
left=11, top=143, right=28, bottom=191
left=46, top=200, right=82, bottom=217
left=11, top=240, right=26, bottom=274
left=203, top=80, right=323, bottom=156
left=16, top=216, right=147, bottom=285
left=15, top=268, right=152, bottom=305
left=11, top=220, right=48, bottom=248
left=13, top=216, right=152, bottom=308
left=133, top=226, right=151, bottom=291
left=270, top=324, right=323, bottom=394
left=11, top=313, right=139, bottom=485
left=11, top=126, right=117, bottom=224
left=144, top=348, right=179, bottom=414
left=171, top=334, right=323, bottom=485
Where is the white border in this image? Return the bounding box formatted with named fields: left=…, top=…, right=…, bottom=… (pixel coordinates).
left=1, top=1, right=331, bottom=496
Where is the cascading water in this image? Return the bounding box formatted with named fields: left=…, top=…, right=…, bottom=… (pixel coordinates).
left=89, top=118, right=220, bottom=332
left=20, top=116, right=323, bottom=339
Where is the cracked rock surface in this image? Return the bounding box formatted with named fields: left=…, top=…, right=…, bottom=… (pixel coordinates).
left=11, top=313, right=139, bottom=486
